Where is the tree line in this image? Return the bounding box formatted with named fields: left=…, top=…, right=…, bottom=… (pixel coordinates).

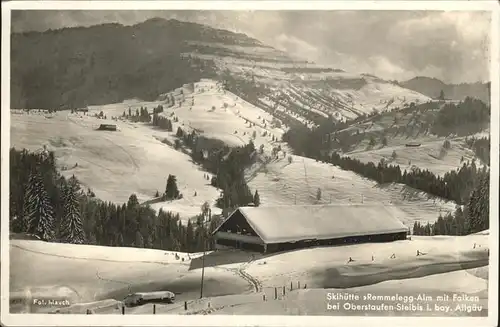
left=152, top=113, right=174, bottom=131
left=172, top=127, right=261, bottom=211
left=431, top=97, right=490, bottom=136
left=412, top=169, right=489, bottom=236
left=9, top=147, right=221, bottom=252
left=283, top=98, right=490, bottom=206
left=326, top=151, right=487, bottom=205
left=122, top=106, right=152, bottom=123
left=465, top=136, right=490, bottom=165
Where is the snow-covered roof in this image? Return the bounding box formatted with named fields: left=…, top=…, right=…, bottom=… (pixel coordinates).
left=216, top=205, right=409, bottom=244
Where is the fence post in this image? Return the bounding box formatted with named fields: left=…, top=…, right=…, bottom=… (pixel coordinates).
left=283, top=286, right=286, bottom=296
left=274, top=287, right=277, bottom=300
left=290, top=281, right=293, bottom=291
left=153, top=304, right=156, bottom=314
left=122, top=306, right=125, bottom=315
left=184, top=301, right=188, bottom=311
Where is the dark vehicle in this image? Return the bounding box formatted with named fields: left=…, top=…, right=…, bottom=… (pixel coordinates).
left=97, top=124, right=117, bottom=131
left=123, top=291, right=175, bottom=307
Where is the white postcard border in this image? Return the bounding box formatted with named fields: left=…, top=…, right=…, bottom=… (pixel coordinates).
left=1, top=1, right=499, bottom=327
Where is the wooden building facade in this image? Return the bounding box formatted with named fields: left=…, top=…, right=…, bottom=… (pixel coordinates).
left=212, top=205, right=409, bottom=254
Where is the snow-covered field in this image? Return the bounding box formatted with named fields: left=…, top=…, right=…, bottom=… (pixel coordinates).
left=247, top=154, right=457, bottom=227
left=154, top=80, right=287, bottom=150
left=194, top=268, right=488, bottom=316
left=347, top=136, right=484, bottom=177
left=9, top=231, right=489, bottom=315
left=9, top=80, right=290, bottom=220
left=10, top=109, right=222, bottom=221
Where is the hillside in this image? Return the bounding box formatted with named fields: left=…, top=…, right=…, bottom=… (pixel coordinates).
left=346, top=135, right=485, bottom=177
left=11, top=80, right=458, bottom=224
left=10, top=232, right=489, bottom=315
left=247, top=154, right=457, bottom=227
left=400, top=77, right=490, bottom=104
left=10, top=79, right=290, bottom=220
left=11, top=18, right=430, bottom=125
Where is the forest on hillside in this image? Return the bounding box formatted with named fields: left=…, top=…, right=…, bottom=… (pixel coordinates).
left=10, top=19, right=244, bottom=109
left=8, top=145, right=257, bottom=252
left=281, top=97, right=490, bottom=236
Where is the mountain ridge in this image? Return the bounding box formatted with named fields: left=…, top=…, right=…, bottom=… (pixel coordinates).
left=12, top=17, right=431, bottom=123
left=399, top=76, right=490, bottom=104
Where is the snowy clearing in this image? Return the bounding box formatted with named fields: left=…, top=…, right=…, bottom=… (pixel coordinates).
left=347, top=136, right=485, bottom=176
left=10, top=110, right=221, bottom=221
left=247, top=154, right=457, bottom=227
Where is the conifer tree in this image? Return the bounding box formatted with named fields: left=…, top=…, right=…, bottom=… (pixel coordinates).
left=382, top=136, right=388, bottom=147
left=369, top=136, right=376, bottom=147
left=253, top=190, right=260, bottom=206
left=165, top=175, right=180, bottom=200
left=134, top=230, right=144, bottom=248
left=465, top=172, right=489, bottom=233
left=116, top=233, right=124, bottom=246
left=60, top=180, right=86, bottom=244
left=23, top=171, right=55, bottom=241
left=412, top=221, right=420, bottom=235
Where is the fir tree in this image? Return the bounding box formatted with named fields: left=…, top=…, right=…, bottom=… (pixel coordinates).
left=134, top=230, right=144, bottom=248
left=23, top=171, right=55, bottom=241
left=176, top=127, right=184, bottom=138
left=369, top=136, right=376, bottom=147
left=253, top=190, right=260, bottom=207
left=382, top=136, right=388, bottom=147
left=60, top=181, right=86, bottom=244
left=465, top=172, right=489, bottom=233
left=165, top=175, right=180, bottom=200
left=116, top=233, right=124, bottom=246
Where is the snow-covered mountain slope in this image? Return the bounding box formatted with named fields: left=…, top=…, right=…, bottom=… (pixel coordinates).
left=11, top=18, right=431, bottom=127
left=246, top=154, right=457, bottom=227
left=183, top=40, right=431, bottom=124
left=10, top=80, right=449, bottom=223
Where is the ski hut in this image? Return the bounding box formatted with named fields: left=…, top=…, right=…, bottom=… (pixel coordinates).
left=97, top=124, right=117, bottom=131
left=212, top=205, right=409, bottom=253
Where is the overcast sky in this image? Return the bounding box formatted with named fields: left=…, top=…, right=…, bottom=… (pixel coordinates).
left=11, top=10, right=492, bottom=83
